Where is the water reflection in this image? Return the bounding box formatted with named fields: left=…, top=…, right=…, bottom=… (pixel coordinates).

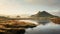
left=25, top=22, right=60, bottom=34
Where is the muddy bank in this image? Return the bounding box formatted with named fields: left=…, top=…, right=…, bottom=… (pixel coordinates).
left=0, top=29, right=25, bottom=34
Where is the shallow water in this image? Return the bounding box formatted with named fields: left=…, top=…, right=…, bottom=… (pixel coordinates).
left=18, top=20, right=60, bottom=34
left=25, top=22, right=60, bottom=34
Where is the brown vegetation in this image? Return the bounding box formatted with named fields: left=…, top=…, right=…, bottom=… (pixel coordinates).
left=50, top=17, right=60, bottom=24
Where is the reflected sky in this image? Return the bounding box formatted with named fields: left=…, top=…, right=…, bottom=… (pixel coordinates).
left=25, top=22, right=60, bottom=34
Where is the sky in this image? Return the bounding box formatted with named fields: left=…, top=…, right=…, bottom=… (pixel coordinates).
left=0, top=0, right=60, bottom=16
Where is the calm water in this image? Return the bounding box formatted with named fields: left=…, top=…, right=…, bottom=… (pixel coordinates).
left=20, top=20, right=60, bottom=34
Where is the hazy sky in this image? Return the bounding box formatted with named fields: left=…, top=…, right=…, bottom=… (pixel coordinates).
left=0, top=0, right=60, bottom=16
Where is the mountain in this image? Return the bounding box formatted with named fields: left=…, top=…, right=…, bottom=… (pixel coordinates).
left=31, top=11, right=58, bottom=17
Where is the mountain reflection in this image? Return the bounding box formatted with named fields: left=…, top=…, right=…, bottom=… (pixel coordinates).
left=25, top=22, right=60, bottom=34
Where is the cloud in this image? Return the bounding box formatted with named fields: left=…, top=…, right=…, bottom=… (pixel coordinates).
left=24, top=0, right=60, bottom=7
left=0, top=0, right=60, bottom=15
left=0, top=0, right=24, bottom=15
left=47, top=10, right=60, bottom=17
left=0, top=0, right=21, bottom=9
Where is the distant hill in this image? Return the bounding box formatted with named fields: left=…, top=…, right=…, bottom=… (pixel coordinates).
left=31, top=11, right=58, bottom=17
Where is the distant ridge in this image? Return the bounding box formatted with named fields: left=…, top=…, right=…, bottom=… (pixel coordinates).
left=31, top=11, right=58, bottom=17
